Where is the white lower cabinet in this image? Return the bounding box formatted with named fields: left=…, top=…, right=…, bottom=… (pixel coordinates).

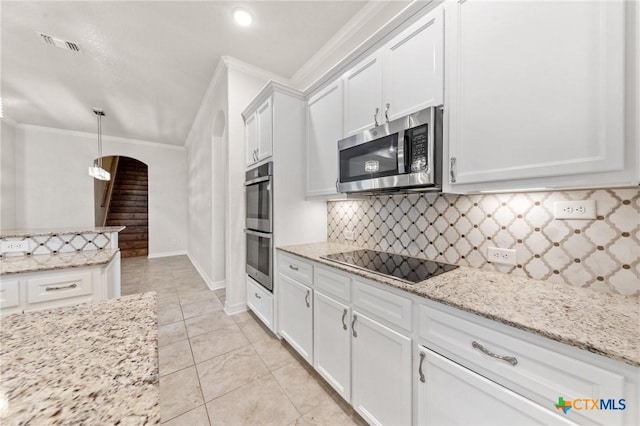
left=278, top=274, right=313, bottom=363
left=417, top=346, right=576, bottom=426
left=277, top=254, right=639, bottom=426
left=313, top=290, right=351, bottom=401
left=246, top=276, right=274, bottom=330
left=351, top=311, right=412, bottom=426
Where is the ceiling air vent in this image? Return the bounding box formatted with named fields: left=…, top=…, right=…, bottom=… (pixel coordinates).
left=38, top=32, right=82, bottom=53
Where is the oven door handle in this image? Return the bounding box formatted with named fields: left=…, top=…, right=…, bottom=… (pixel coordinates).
left=244, top=229, right=273, bottom=238
left=244, top=175, right=272, bottom=186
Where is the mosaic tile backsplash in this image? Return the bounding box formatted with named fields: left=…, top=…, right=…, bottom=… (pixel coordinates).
left=328, top=188, right=639, bottom=296
left=0, top=232, right=112, bottom=258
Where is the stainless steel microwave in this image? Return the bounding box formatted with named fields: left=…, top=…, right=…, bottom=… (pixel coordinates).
left=337, top=106, right=443, bottom=194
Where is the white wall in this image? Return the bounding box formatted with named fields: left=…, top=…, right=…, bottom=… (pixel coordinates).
left=0, top=119, right=17, bottom=230
left=185, top=66, right=228, bottom=288
left=13, top=125, right=188, bottom=255
left=224, top=67, right=271, bottom=312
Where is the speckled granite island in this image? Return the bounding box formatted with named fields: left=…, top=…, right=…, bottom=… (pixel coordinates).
left=0, top=292, right=159, bottom=425
left=278, top=242, right=640, bottom=366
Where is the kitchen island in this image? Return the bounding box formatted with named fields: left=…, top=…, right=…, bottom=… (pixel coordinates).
left=0, top=292, right=159, bottom=424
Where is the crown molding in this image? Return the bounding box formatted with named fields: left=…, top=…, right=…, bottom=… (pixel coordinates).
left=17, top=123, right=186, bottom=151
left=0, top=116, right=18, bottom=127
left=221, top=56, right=289, bottom=85
left=184, top=57, right=228, bottom=148
left=301, top=0, right=439, bottom=96
left=241, top=81, right=304, bottom=120
left=289, top=1, right=390, bottom=89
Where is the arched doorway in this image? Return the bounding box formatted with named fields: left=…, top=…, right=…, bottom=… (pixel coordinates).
left=94, top=156, right=149, bottom=257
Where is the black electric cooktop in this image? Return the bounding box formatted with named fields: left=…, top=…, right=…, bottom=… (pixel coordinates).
left=321, top=249, right=458, bottom=284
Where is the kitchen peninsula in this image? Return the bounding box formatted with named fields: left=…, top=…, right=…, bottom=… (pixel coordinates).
left=0, top=292, right=159, bottom=424
left=0, top=227, right=124, bottom=314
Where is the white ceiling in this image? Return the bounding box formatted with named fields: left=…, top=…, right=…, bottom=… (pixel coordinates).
left=1, top=1, right=382, bottom=145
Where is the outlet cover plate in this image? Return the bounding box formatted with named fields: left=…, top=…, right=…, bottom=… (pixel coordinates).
left=553, top=200, right=596, bottom=220
left=1, top=240, right=29, bottom=253
left=487, top=247, right=517, bottom=266
left=344, top=229, right=355, bottom=241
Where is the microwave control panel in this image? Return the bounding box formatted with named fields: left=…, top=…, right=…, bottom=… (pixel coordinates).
left=407, top=124, right=428, bottom=172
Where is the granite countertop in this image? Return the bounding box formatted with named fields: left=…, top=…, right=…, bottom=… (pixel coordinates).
left=278, top=242, right=640, bottom=367
left=0, top=292, right=159, bottom=424
left=0, top=249, right=119, bottom=275
left=0, top=226, right=126, bottom=238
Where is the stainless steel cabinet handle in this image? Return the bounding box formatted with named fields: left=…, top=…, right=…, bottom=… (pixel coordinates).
left=253, top=150, right=258, bottom=162
left=305, top=290, right=310, bottom=308
left=45, top=283, right=78, bottom=292
left=373, top=107, right=379, bottom=127
left=341, top=309, right=348, bottom=330
left=289, top=265, right=299, bottom=271
left=351, top=314, right=358, bottom=337
left=384, top=103, right=390, bottom=123
left=472, top=341, right=518, bottom=366
left=418, top=351, right=426, bottom=383
left=335, top=178, right=339, bottom=193
left=255, top=292, right=262, bottom=299
left=450, top=157, right=457, bottom=183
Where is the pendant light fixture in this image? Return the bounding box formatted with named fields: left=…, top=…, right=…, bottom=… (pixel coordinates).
left=88, top=108, right=110, bottom=181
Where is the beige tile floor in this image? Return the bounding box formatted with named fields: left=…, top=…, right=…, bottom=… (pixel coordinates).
left=121, top=255, right=367, bottom=425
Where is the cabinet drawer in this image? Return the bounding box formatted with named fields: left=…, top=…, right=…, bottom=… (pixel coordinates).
left=419, top=304, right=626, bottom=425
left=315, top=266, right=350, bottom=302
left=0, top=279, right=20, bottom=308
left=247, top=276, right=273, bottom=330
left=352, top=280, right=412, bottom=332
left=278, top=254, right=312, bottom=286
left=26, top=271, right=93, bottom=304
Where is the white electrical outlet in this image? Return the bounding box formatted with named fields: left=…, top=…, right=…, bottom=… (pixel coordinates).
left=344, top=229, right=355, bottom=241
left=553, top=200, right=597, bottom=220
left=1, top=240, right=29, bottom=253
left=487, top=247, right=517, bottom=266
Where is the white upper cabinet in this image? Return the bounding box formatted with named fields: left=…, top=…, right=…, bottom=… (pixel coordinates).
left=382, top=6, right=444, bottom=121
left=306, top=80, right=344, bottom=197
left=342, top=6, right=444, bottom=137
left=445, top=0, right=633, bottom=192
left=343, top=53, right=383, bottom=137
left=245, top=96, right=273, bottom=168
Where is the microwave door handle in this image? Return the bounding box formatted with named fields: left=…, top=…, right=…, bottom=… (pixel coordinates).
left=403, top=133, right=411, bottom=173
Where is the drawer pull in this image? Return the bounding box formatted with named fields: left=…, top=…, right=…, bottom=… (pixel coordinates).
left=255, top=293, right=262, bottom=299
left=472, top=341, right=518, bottom=366
left=45, top=283, right=78, bottom=292
left=418, top=351, right=426, bottom=383
left=351, top=314, right=358, bottom=338
left=305, top=290, right=311, bottom=308
left=341, top=309, right=348, bottom=330
left=289, top=265, right=299, bottom=271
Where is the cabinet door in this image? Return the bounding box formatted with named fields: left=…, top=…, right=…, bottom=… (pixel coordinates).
left=343, top=52, right=383, bottom=136
left=245, top=112, right=258, bottom=167
left=351, top=311, right=411, bottom=426
left=256, top=98, right=273, bottom=162
left=306, top=81, right=344, bottom=197
left=382, top=6, right=444, bottom=121
left=278, top=274, right=313, bottom=362
left=313, top=291, right=351, bottom=402
left=417, top=346, right=576, bottom=426
left=446, top=1, right=625, bottom=189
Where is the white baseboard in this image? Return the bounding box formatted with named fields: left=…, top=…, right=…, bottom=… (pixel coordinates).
left=186, top=253, right=227, bottom=291
left=210, top=279, right=226, bottom=290
left=224, top=301, right=247, bottom=316
left=147, top=250, right=187, bottom=259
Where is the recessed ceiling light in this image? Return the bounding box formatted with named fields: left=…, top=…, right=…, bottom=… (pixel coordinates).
left=233, top=8, right=253, bottom=26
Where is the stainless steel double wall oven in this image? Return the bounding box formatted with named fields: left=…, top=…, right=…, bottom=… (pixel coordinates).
left=245, top=161, right=273, bottom=291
